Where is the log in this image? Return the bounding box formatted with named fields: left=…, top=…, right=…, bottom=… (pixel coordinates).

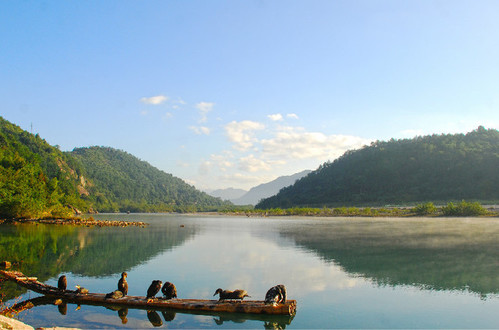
left=0, top=270, right=297, bottom=315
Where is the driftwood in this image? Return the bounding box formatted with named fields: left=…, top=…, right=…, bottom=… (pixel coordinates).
left=0, top=270, right=297, bottom=315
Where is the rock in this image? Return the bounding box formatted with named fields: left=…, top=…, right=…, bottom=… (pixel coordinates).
left=0, top=315, right=34, bottom=330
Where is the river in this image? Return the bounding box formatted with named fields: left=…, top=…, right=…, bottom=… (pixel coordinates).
left=1, top=214, right=498, bottom=328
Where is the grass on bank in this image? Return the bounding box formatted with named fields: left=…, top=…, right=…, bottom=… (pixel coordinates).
left=222, top=200, right=496, bottom=217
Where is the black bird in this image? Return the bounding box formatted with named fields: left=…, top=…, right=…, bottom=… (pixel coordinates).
left=146, top=280, right=162, bottom=300
left=161, top=282, right=177, bottom=300
left=213, top=288, right=250, bottom=301
left=58, top=275, right=67, bottom=291
left=118, top=272, right=128, bottom=296
left=106, top=290, right=124, bottom=299
left=75, top=285, right=89, bottom=294
left=264, top=284, right=287, bottom=305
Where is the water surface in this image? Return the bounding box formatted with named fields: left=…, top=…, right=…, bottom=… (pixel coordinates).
left=1, top=214, right=498, bottom=328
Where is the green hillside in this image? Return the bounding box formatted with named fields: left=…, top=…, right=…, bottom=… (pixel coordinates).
left=0, top=116, right=230, bottom=218
left=256, top=126, right=499, bottom=209
left=71, top=146, right=230, bottom=212
left=0, top=117, right=88, bottom=218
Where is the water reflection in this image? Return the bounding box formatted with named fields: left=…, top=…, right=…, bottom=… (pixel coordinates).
left=0, top=217, right=198, bottom=300
left=1, top=295, right=294, bottom=328
left=276, top=218, right=499, bottom=296
left=1, top=215, right=498, bottom=328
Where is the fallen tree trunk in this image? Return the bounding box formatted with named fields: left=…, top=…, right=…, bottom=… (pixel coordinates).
left=0, top=270, right=297, bottom=315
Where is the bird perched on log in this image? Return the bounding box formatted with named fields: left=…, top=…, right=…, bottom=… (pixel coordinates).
left=161, top=281, right=177, bottom=300
left=57, top=275, right=67, bottom=291
left=264, top=284, right=287, bottom=305
left=213, top=288, right=250, bottom=301
left=75, top=285, right=89, bottom=294
left=106, top=290, right=124, bottom=299
left=146, top=280, right=162, bottom=301
left=118, top=272, right=128, bottom=296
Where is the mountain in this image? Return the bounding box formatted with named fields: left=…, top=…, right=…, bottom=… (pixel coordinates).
left=232, top=170, right=312, bottom=205
left=0, top=116, right=230, bottom=217
left=256, top=127, right=499, bottom=209
left=71, top=146, right=230, bottom=212
left=0, top=116, right=89, bottom=218
left=207, top=188, right=247, bottom=201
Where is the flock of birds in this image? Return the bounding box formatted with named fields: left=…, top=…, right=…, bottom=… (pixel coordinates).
left=57, top=273, right=287, bottom=305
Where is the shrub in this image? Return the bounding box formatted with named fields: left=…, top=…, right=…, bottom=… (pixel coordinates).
left=413, top=202, right=437, bottom=215
left=441, top=200, right=488, bottom=216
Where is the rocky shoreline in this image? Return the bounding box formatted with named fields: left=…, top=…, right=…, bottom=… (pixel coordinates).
left=0, top=217, right=148, bottom=227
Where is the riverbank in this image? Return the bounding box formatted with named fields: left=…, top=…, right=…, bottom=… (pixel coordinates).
left=219, top=201, right=499, bottom=218
left=0, top=216, right=148, bottom=227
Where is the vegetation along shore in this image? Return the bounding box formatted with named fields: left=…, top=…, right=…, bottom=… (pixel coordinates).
left=224, top=201, right=498, bottom=217
left=0, top=216, right=147, bottom=227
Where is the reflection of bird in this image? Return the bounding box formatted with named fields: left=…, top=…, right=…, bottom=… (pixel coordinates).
left=57, top=302, right=67, bottom=315
left=58, top=275, right=67, bottom=290
left=264, top=285, right=287, bottom=305
left=213, top=288, right=250, bottom=301
left=147, top=310, right=163, bottom=327
left=213, top=316, right=247, bottom=325
left=161, top=310, right=176, bottom=322
left=75, top=285, right=89, bottom=294
left=161, top=282, right=177, bottom=300
left=118, top=272, right=128, bottom=296
left=146, top=280, right=162, bottom=299
left=118, top=308, right=128, bottom=324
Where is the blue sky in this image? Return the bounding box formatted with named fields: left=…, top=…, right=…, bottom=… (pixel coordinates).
left=1, top=0, right=498, bottom=190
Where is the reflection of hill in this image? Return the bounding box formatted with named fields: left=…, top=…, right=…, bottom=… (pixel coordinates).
left=278, top=219, right=499, bottom=296
left=0, top=221, right=197, bottom=299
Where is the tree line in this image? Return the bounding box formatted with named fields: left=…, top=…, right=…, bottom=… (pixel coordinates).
left=256, top=126, right=499, bottom=209
left=0, top=116, right=230, bottom=219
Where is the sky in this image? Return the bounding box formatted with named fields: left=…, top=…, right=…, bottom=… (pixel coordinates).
left=1, top=0, right=499, bottom=191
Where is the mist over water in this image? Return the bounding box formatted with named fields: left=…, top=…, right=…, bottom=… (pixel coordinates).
left=1, top=214, right=498, bottom=328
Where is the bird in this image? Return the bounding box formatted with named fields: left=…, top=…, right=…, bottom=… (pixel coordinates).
left=264, top=284, right=287, bottom=305
left=57, top=275, right=67, bottom=291
left=146, top=280, right=162, bottom=300
left=75, top=285, right=89, bottom=294
left=213, top=288, right=250, bottom=302
left=118, top=272, right=128, bottom=296
left=161, top=281, right=177, bottom=300
left=106, top=290, right=124, bottom=299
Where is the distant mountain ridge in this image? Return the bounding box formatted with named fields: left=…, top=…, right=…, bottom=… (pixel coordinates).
left=256, top=126, right=499, bottom=209
left=208, top=170, right=312, bottom=205
left=207, top=188, right=247, bottom=201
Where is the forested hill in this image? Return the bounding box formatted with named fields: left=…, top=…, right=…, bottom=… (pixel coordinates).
left=71, top=146, right=230, bottom=212
left=0, top=116, right=230, bottom=218
left=0, top=116, right=88, bottom=218
left=256, top=126, right=499, bottom=209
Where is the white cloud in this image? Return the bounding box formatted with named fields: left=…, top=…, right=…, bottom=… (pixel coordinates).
left=190, top=126, right=210, bottom=135
left=287, top=113, right=299, bottom=119
left=224, top=120, right=265, bottom=151
left=140, top=95, right=168, bottom=105
left=260, top=128, right=370, bottom=160
left=268, top=113, right=283, bottom=121
left=196, top=102, right=214, bottom=123
left=238, top=154, right=272, bottom=172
